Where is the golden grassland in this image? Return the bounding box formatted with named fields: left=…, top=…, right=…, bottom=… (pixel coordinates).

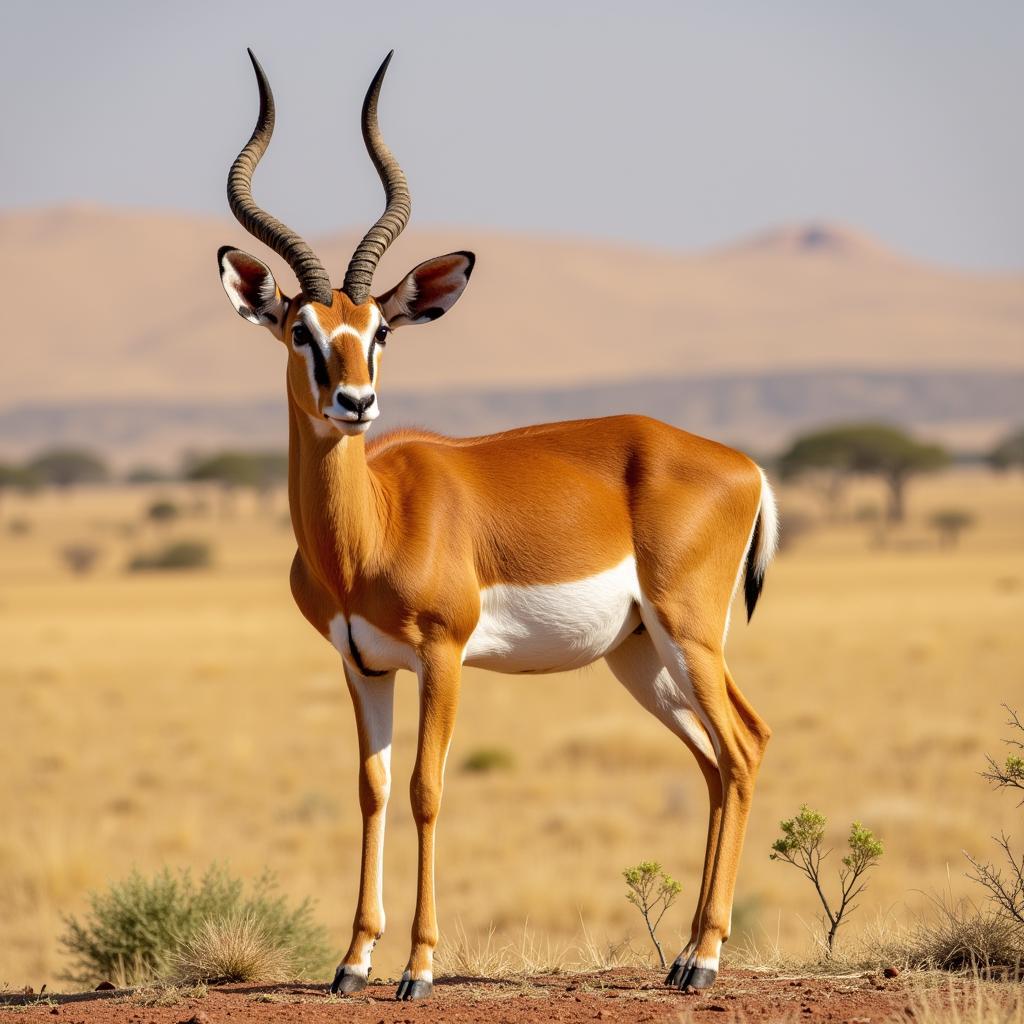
left=1, top=467, right=1021, bottom=988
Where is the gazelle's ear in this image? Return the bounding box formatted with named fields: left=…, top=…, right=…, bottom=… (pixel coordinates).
left=218, top=246, right=289, bottom=338
left=376, top=251, right=475, bottom=328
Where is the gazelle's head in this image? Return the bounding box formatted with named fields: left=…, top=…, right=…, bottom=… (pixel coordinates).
left=218, top=51, right=474, bottom=436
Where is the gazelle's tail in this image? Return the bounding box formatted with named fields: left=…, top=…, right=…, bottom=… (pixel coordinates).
left=744, top=468, right=779, bottom=621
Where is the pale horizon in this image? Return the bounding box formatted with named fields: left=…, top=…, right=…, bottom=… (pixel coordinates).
left=1, top=1, right=1022, bottom=272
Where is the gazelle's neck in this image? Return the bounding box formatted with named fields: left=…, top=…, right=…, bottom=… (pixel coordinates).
left=288, top=400, right=383, bottom=598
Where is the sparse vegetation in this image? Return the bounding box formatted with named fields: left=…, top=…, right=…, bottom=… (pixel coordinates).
left=184, top=451, right=288, bottom=492
left=59, top=542, right=102, bottom=575
left=27, top=448, right=110, bottom=488
left=929, top=508, right=975, bottom=549
left=59, top=865, right=330, bottom=986
left=770, top=805, right=883, bottom=955
left=128, top=539, right=211, bottom=572
left=966, top=706, right=1024, bottom=931
left=145, top=499, right=182, bottom=524
left=462, top=746, right=516, bottom=773
left=891, top=893, right=1024, bottom=975
left=167, top=914, right=295, bottom=985
left=621, top=860, right=681, bottom=968
left=0, top=461, right=40, bottom=496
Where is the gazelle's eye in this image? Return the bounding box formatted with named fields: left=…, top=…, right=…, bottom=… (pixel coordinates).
left=292, top=323, right=312, bottom=346
left=374, top=324, right=390, bottom=345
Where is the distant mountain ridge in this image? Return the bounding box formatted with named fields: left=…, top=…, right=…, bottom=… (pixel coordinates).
left=1, top=369, right=1018, bottom=466
left=0, top=205, right=1020, bottom=458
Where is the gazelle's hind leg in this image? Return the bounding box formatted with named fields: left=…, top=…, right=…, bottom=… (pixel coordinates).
left=604, top=630, right=723, bottom=971
left=639, top=602, right=771, bottom=992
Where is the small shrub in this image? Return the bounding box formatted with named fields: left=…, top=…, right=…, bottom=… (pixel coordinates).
left=966, top=705, right=1024, bottom=929
left=770, top=805, right=883, bottom=955
left=881, top=892, right=1023, bottom=975
left=60, top=543, right=101, bottom=575
left=461, top=747, right=515, bottom=773
left=168, top=915, right=295, bottom=985
left=146, top=499, right=181, bottom=524
left=60, top=865, right=330, bottom=986
left=128, top=540, right=211, bottom=572
left=622, top=860, right=681, bottom=968
left=929, top=508, right=975, bottom=549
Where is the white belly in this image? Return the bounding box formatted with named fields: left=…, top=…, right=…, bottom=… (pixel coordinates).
left=463, top=556, right=641, bottom=673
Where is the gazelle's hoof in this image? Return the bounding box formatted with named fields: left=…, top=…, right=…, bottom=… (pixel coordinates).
left=666, top=950, right=717, bottom=992
left=330, top=964, right=368, bottom=995
left=395, top=977, right=433, bottom=1000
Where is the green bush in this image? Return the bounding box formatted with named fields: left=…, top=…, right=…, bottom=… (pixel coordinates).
left=146, top=499, right=182, bottom=523
left=60, top=865, right=331, bottom=986
left=461, top=746, right=516, bottom=773
left=128, top=540, right=212, bottom=572
left=770, top=804, right=883, bottom=955
left=622, top=860, right=681, bottom=968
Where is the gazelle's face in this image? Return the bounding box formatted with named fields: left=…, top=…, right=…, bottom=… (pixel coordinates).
left=218, top=247, right=475, bottom=437
left=285, top=292, right=389, bottom=436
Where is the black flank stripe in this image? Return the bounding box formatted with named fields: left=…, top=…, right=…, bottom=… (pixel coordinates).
left=347, top=622, right=388, bottom=677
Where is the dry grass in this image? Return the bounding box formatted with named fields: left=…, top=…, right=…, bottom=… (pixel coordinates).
left=434, top=918, right=645, bottom=978
left=118, top=982, right=208, bottom=1007
left=1, top=468, right=1021, bottom=988
left=166, top=916, right=294, bottom=985
left=908, top=975, right=1024, bottom=1024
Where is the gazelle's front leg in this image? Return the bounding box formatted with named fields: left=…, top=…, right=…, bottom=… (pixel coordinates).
left=331, top=667, right=395, bottom=995
left=396, top=646, right=462, bottom=1001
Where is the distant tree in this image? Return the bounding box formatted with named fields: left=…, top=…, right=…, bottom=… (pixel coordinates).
left=778, top=423, right=948, bottom=523
left=125, top=466, right=169, bottom=485
left=928, top=508, right=975, bottom=549
left=183, top=451, right=288, bottom=491
left=0, top=462, right=40, bottom=500
left=988, top=427, right=1024, bottom=473
left=183, top=451, right=288, bottom=518
left=27, top=448, right=110, bottom=488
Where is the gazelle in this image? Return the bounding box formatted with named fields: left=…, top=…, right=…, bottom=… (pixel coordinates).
left=217, top=50, right=778, bottom=1001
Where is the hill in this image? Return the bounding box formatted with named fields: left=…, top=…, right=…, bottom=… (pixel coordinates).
left=0, top=206, right=1020, bottom=459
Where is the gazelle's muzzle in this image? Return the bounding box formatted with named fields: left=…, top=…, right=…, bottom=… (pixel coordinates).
left=323, top=384, right=379, bottom=433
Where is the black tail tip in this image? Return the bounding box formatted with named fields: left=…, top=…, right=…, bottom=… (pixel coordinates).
left=743, top=512, right=764, bottom=621
left=744, top=566, right=765, bottom=622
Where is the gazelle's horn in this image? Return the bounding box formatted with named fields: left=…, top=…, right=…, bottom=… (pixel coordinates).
left=227, top=49, right=333, bottom=305
left=342, top=51, right=412, bottom=304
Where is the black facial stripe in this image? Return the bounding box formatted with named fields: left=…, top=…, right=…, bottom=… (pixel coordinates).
left=367, top=337, right=377, bottom=383
left=293, top=325, right=330, bottom=389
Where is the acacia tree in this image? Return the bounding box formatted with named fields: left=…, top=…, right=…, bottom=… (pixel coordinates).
left=0, top=462, right=40, bottom=507
left=778, top=423, right=948, bottom=523
left=26, top=448, right=110, bottom=488
left=183, top=451, right=288, bottom=517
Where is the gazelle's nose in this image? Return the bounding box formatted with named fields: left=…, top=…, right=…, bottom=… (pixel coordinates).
left=335, top=390, right=376, bottom=416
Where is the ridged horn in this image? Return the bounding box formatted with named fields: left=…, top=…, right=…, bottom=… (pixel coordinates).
left=227, top=49, right=333, bottom=305
left=342, top=51, right=412, bottom=304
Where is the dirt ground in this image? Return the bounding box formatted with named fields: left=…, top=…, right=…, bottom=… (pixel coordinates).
left=3, top=968, right=1020, bottom=1024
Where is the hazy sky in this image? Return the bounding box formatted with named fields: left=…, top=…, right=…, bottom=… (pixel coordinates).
left=1, top=1, right=1021, bottom=270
